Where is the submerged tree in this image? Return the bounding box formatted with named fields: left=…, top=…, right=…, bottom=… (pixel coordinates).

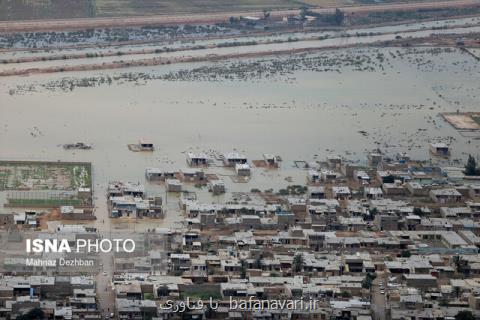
left=334, top=8, right=345, bottom=26
left=263, top=9, right=271, bottom=20
left=300, top=6, right=309, bottom=20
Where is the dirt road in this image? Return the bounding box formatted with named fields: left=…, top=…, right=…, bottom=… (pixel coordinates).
left=0, top=0, right=479, bottom=33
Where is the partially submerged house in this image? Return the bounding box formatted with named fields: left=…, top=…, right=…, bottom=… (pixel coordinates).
left=166, top=179, right=183, bottom=192
left=223, top=152, right=247, bottom=167
left=308, top=186, right=325, bottom=200
left=108, top=181, right=145, bottom=198
left=368, top=153, right=383, bottom=167
left=139, top=139, right=154, bottom=151
left=263, top=154, right=279, bottom=167
left=179, top=168, right=205, bottom=182
left=355, top=170, right=371, bottom=185
left=327, top=156, right=342, bottom=169
left=107, top=181, right=162, bottom=218
left=128, top=139, right=154, bottom=151
left=208, top=180, right=226, bottom=195
left=235, top=164, right=251, bottom=177
left=429, top=143, right=450, bottom=157
left=186, top=153, right=209, bottom=167
left=13, top=211, right=39, bottom=228
left=145, top=168, right=163, bottom=181
left=321, top=169, right=337, bottom=182
left=308, top=170, right=320, bottom=183
left=60, top=206, right=94, bottom=220
left=109, top=196, right=162, bottom=218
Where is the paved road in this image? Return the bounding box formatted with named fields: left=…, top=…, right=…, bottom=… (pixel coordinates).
left=371, top=272, right=388, bottom=320
left=1, top=0, right=479, bottom=32
left=96, top=252, right=115, bottom=318
left=92, top=186, right=115, bottom=319
left=91, top=184, right=184, bottom=318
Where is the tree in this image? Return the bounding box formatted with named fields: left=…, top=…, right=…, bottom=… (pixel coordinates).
left=362, top=272, right=377, bottom=289
left=293, top=253, right=304, bottom=273
left=300, top=6, right=309, bottom=20
left=413, top=207, right=424, bottom=216
left=17, top=308, right=44, bottom=320
left=453, top=255, right=470, bottom=276
left=401, top=250, right=411, bottom=258
left=86, top=0, right=96, bottom=17
left=334, top=8, right=345, bottom=26
left=143, top=292, right=154, bottom=300
left=255, top=254, right=263, bottom=269
left=454, top=286, right=461, bottom=299
left=366, top=207, right=378, bottom=221
left=263, top=9, right=271, bottom=20
left=240, top=259, right=247, bottom=279
left=383, top=175, right=395, bottom=183
left=465, top=155, right=480, bottom=176
left=439, top=297, right=449, bottom=306
left=455, top=310, right=475, bottom=320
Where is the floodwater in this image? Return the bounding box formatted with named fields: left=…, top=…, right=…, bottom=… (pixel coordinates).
left=2, top=17, right=480, bottom=73
left=1, top=44, right=480, bottom=226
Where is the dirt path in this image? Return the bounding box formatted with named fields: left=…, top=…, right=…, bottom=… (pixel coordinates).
left=1, top=0, right=479, bottom=33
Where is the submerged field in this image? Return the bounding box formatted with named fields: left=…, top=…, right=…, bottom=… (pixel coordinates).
left=1, top=40, right=480, bottom=216
left=1, top=46, right=479, bottom=182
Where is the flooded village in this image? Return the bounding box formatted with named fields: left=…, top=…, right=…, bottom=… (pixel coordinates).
left=2, top=1, right=480, bottom=319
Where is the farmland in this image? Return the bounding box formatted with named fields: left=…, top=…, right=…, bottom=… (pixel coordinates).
left=95, top=0, right=307, bottom=16
left=0, top=0, right=468, bottom=21
left=0, top=161, right=92, bottom=191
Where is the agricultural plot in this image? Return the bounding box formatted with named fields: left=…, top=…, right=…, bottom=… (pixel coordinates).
left=0, top=0, right=314, bottom=20
left=0, top=161, right=92, bottom=208
left=95, top=0, right=306, bottom=16
left=0, top=0, right=95, bottom=21
left=442, top=113, right=480, bottom=130
left=0, top=161, right=92, bottom=191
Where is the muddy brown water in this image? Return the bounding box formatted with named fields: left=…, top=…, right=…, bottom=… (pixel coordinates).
left=0, top=46, right=479, bottom=223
